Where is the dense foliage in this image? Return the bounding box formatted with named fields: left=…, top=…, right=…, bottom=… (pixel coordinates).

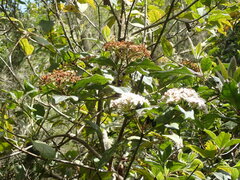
left=0, top=0, right=240, bottom=179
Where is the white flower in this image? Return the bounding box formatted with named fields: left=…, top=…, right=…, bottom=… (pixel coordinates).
left=110, top=92, right=149, bottom=112
left=161, top=88, right=207, bottom=111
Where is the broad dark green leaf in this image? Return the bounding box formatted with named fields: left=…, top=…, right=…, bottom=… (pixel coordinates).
left=89, top=56, right=116, bottom=67
left=39, top=20, right=54, bottom=33
left=151, top=67, right=194, bottom=78
left=129, top=58, right=162, bottom=71
left=73, top=74, right=110, bottom=89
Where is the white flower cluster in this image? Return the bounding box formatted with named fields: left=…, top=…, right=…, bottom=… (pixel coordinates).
left=161, top=88, right=207, bottom=110
left=110, top=92, right=149, bottom=112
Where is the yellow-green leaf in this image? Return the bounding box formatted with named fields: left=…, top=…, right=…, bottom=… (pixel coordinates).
left=148, top=9, right=165, bottom=23
left=78, top=0, right=96, bottom=9
left=161, top=38, right=173, bottom=57
left=102, top=25, right=111, bottom=41
left=19, top=38, right=34, bottom=56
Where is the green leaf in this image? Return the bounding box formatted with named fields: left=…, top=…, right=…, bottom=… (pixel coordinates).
left=89, top=56, right=116, bottom=67
left=218, top=59, right=228, bottom=79
left=39, top=20, right=54, bottom=33
left=52, top=95, right=79, bottom=104
left=31, top=35, right=56, bottom=52
left=129, top=59, right=162, bottom=71
left=32, top=140, right=56, bottom=160
left=214, top=131, right=231, bottom=149
left=200, top=0, right=211, bottom=6
left=84, top=120, right=102, bottom=138
left=161, top=38, right=173, bottom=57
left=187, top=145, right=216, bottom=158
left=218, top=166, right=239, bottom=180
left=233, top=67, right=240, bottom=82
left=204, top=129, right=217, bottom=140
left=228, top=56, right=237, bottom=78
left=201, top=57, right=212, bottom=72
left=102, top=25, right=111, bottom=41
left=195, top=42, right=202, bottom=59
left=161, top=144, right=172, bottom=162
left=19, top=38, right=34, bottom=56
left=151, top=67, right=194, bottom=79
left=225, top=139, right=240, bottom=148
left=167, top=161, right=186, bottom=172
left=221, top=81, right=240, bottom=109
left=148, top=9, right=165, bottom=23
left=0, top=16, right=24, bottom=28
left=74, top=74, right=110, bottom=89
left=133, top=168, right=155, bottom=180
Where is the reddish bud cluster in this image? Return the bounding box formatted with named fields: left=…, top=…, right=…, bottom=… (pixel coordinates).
left=103, top=41, right=151, bottom=60
left=41, top=69, right=81, bottom=86
left=181, top=59, right=200, bottom=72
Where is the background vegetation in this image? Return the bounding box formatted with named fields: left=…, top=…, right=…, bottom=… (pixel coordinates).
left=0, top=0, right=240, bottom=179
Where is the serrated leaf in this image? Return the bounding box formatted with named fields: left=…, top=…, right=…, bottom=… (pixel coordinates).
left=102, top=25, right=111, bottom=41
left=19, top=38, right=34, bottom=56
left=32, top=140, right=56, bottom=160
left=161, top=38, right=173, bottom=57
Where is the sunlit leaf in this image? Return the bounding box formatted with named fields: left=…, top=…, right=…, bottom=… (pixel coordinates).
left=148, top=9, right=165, bottom=23
left=78, top=0, right=96, bottom=9
left=161, top=38, right=173, bottom=57
left=102, top=25, right=111, bottom=41
left=19, top=38, right=34, bottom=56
